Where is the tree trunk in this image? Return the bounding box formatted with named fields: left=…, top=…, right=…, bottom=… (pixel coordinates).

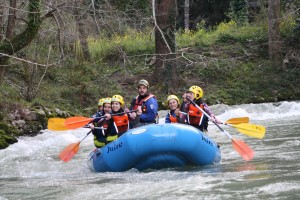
left=0, top=0, right=42, bottom=84
left=6, top=0, right=17, bottom=39
left=184, top=0, right=190, bottom=32
left=77, top=20, right=91, bottom=61
left=74, top=0, right=91, bottom=62
left=153, top=0, right=178, bottom=93
left=268, top=0, right=282, bottom=68
left=0, top=3, right=4, bottom=41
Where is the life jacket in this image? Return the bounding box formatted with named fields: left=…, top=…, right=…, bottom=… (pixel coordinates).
left=112, top=114, right=129, bottom=135
left=169, top=112, right=178, bottom=123
left=101, top=120, right=109, bottom=136
left=94, top=121, right=118, bottom=148
left=132, top=94, right=155, bottom=113
left=93, top=134, right=118, bottom=148
left=187, top=103, right=206, bottom=127
left=93, top=135, right=107, bottom=148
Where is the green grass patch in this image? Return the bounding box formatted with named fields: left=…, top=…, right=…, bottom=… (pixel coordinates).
left=89, top=29, right=155, bottom=61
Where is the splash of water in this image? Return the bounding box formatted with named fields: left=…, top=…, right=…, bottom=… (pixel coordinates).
left=213, top=101, right=300, bottom=121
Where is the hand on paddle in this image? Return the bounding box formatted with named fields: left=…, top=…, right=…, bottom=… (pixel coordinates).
left=125, top=106, right=142, bottom=119
left=48, top=110, right=138, bottom=131
left=210, top=114, right=222, bottom=124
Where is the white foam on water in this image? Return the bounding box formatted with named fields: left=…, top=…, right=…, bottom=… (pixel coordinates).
left=213, top=101, right=300, bottom=122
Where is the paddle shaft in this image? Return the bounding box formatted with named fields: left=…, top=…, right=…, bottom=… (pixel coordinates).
left=72, top=130, right=92, bottom=145
left=80, top=130, right=93, bottom=143
left=64, top=110, right=138, bottom=130
left=93, top=109, right=138, bottom=122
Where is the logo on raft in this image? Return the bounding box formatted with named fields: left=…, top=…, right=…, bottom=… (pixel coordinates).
left=107, top=142, right=123, bottom=154
left=201, top=135, right=214, bottom=147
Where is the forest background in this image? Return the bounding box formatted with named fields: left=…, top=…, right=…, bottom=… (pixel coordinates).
left=0, top=0, right=299, bottom=148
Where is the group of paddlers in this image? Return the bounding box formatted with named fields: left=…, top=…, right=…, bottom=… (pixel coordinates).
left=89, top=79, right=220, bottom=148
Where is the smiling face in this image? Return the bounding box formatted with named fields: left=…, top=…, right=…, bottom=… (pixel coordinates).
left=103, top=103, right=111, bottom=114
left=138, top=85, right=148, bottom=96
left=168, top=99, right=179, bottom=111
left=112, top=101, right=121, bottom=111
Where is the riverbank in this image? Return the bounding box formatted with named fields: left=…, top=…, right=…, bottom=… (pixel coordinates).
left=0, top=104, right=73, bottom=149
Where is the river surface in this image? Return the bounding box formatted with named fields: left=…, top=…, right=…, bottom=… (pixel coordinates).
left=1, top=101, right=300, bottom=200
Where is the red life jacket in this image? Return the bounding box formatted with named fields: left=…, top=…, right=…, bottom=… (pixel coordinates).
left=132, top=94, right=155, bottom=112
left=112, top=114, right=129, bottom=133
left=187, top=103, right=205, bottom=126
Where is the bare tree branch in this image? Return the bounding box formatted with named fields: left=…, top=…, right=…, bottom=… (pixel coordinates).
left=0, top=52, right=53, bottom=67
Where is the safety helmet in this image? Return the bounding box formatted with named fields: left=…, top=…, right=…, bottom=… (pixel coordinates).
left=166, top=95, right=180, bottom=106
left=98, top=98, right=105, bottom=106
left=138, top=79, right=149, bottom=88
left=111, top=95, right=125, bottom=107
left=103, top=97, right=111, bottom=104
left=188, top=85, right=203, bottom=100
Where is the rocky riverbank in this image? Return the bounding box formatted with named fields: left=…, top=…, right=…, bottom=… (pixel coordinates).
left=0, top=105, right=73, bottom=149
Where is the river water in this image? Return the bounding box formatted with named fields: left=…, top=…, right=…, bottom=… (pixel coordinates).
left=1, top=101, right=300, bottom=200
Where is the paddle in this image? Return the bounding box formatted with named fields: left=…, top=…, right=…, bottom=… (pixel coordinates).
left=64, top=116, right=96, bottom=129
left=224, top=123, right=266, bottom=139
left=223, top=116, right=266, bottom=139
left=48, top=110, right=138, bottom=131
left=186, top=97, right=254, bottom=161
left=59, top=130, right=92, bottom=162
left=182, top=112, right=249, bottom=125
left=225, top=117, right=249, bottom=124
left=65, top=110, right=137, bottom=129
left=48, top=118, right=69, bottom=131
left=180, top=111, right=262, bottom=138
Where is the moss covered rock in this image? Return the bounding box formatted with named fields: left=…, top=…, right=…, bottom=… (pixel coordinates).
left=0, top=130, right=18, bottom=149
left=0, top=112, right=4, bottom=121
left=0, top=122, right=10, bottom=132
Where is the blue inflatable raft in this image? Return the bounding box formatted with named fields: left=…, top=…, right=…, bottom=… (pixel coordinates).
left=88, top=123, right=221, bottom=172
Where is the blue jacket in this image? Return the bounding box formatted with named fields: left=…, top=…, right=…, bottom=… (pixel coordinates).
left=130, top=94, right=158, bottom=123
left=140, top=97, right=158, bottom=123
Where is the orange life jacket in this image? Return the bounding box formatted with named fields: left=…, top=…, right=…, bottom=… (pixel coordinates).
left=112, top=114, right=129, bottom=134
left=187, top=103, right=205, bottom=126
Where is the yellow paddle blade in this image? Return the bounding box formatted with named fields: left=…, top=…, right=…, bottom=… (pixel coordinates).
left=232, top=123, right=266, bottom=139
left=59, top=142, right=80, bottom=162
left=232, top=139, right=254, bottom=161
left=48, top=118, right=68, bottom=131
left=225, top=117, right=249, bottom=124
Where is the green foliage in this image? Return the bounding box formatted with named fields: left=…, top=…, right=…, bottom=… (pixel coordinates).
left=89, top=29, right=155, bottom=61
left=176, top=20, right=268, bottom=49
left=176, top=28, right=207, bottom=47
left=227, top=0, right=249, bottom=26
left=280, top=15, right=298, bottom=38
